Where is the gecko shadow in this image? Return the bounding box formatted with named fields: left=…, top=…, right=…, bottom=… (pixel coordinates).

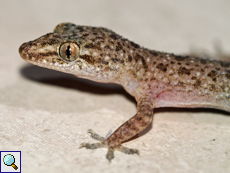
left=20, top=64, right=230, bottom=141
left=20, top=64, right=135, bottom=102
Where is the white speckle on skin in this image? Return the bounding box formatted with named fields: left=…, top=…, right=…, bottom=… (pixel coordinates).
left=74, top=65, right=78, bottom=69
left=140, top=68, right=144, bottom=73
left=84, top=50, right=90, bottom=55
left=172, top=65, right=178, bottom=69
left=142, top=83, right=148, bottom=88
left=105, top=56, right=110, bottom=61
left=158, top=73, right=164, bottom=79
left=163, top=78, right=168, bottom=83
left=151, top=67, right=155, bottom=71
left=168, top=69, right=173, bottom=74
left=223, top=78, right=228, bottom=83
left=172, top=80, right=178, bottom=85
left=82, top=62, right=88, bottom=68
left=115, top=64, right=121, bottom=69
left=146, top=57, right=150, bottom=63
left=166, top=54, right=171, bottom=60
left=187, top=86, right=192, bottom=91
left=93, top=52, right=98, bottom=57
left=203, top=83, right=207, bottom=88
left=174, top=74, right=179, bottom=79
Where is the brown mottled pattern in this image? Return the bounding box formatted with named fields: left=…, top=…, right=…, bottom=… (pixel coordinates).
left=19, top=23, right=230, bottom=161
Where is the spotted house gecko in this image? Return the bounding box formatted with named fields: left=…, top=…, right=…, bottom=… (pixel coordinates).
left=19, top=23, right=230, bottom=161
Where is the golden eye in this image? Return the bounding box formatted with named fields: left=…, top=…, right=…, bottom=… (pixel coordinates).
left=59, top=42, right=80, bottom=62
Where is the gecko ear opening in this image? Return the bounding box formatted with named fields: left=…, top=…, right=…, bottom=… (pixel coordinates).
left=59, top=42, right=80, bottom=62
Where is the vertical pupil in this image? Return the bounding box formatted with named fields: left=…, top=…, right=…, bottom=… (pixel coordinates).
left=66, top=45, right=72, bottom=59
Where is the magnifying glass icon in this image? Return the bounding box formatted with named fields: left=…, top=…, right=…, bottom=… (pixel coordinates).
left=3, top=154, right=18, bottom=170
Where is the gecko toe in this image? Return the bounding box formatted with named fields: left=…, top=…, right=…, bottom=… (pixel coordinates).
left=80, top=129, right=140, bottom=161
left=87, top=129, right=105, bottom=141
left=79, top=129, right=106, bottom=150
left=79, top=142, right=104, bottom=149
left=106, top=148, right=114, bottom=162
left=117, top=145, right=139, bottom=155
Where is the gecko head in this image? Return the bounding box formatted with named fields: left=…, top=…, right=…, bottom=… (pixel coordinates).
left=19, top=31, right=80, bottom=71
left=19, top=23, right=130, bottom=83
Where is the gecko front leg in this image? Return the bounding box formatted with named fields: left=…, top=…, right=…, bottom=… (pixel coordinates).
left=80, top=95, right=154, bottom=161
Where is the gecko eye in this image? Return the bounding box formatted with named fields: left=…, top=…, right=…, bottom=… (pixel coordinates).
left=59, top=42, right=80, bottom=62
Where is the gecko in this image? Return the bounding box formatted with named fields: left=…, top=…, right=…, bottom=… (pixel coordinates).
left=19, top=23, right=230, bottom=161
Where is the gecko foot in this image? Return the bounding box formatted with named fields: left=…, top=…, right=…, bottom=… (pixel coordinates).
left=79, top=129, right=139, bottom=162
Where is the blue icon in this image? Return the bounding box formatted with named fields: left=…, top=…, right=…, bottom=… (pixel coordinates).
left=3, top=154, right=18, bottom=170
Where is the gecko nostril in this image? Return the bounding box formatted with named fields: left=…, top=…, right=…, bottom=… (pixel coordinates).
left=24, top=46, right=30, bottom=52
left=19, top=43, right=30, bottom=59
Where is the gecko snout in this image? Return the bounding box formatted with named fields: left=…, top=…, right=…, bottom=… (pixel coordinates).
left=19, top=42, right=30, bottom=60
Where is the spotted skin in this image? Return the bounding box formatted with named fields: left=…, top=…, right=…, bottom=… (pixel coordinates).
left=19, top=23, right=230, bottom=161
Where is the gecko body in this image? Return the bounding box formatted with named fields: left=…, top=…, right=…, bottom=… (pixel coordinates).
left=19, top=23, right=230, bottom=161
